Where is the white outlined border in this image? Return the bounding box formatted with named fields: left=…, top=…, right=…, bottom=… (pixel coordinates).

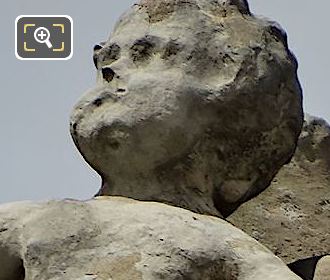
left=15, top=15, right=73, bottom=61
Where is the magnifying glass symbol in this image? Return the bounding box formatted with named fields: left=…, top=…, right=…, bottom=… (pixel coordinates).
left=34, top=27, right=53, bottom=49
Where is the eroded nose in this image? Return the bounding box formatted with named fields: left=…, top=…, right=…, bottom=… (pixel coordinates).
left=101, top=67, right=115, bottom=83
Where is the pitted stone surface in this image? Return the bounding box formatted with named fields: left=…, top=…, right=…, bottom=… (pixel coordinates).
left=0, top=198, right=302, bottom=280
left=228, top=116, right=330, bottom=262
left=314, top=256, right=330, bottom=280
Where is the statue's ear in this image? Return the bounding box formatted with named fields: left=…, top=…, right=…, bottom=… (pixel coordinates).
left=93, top=42, right=106, bottom=69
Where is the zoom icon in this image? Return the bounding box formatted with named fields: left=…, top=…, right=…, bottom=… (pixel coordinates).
left=34, top=27, right=53, bottom=48
left=15, top=15, right=73, bottom=60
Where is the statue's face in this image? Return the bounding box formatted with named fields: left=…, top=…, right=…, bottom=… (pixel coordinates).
left=70, top=8, right=229, bottom=178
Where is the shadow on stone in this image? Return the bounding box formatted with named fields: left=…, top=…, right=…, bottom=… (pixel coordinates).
left=0, top=246, right=25, bottom=280
left=288, top=255, right=326, bottom=280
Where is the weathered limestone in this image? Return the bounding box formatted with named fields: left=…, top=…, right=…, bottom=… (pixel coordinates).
left=228, top=116, right=330, bottom=262
left=314, top=256, right=330, bottom=280
left=0, top=198, right=302, bottom=280
left=70, top=0, right=303, bottom=217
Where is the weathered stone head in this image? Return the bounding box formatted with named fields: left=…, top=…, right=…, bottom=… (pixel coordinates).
left=70, top=0, right=303, bottom=217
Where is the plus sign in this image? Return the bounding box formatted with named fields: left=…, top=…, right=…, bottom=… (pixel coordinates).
left=37, top=30, right=47, bottom=40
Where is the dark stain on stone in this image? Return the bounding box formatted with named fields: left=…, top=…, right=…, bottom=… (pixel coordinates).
left=117, top=88, right=126, bottom=93
left=93, top=98, right=104, bottom=107
left=0, top=228, right=8, bottom=233
left=71, top=122, right=78, bottom=135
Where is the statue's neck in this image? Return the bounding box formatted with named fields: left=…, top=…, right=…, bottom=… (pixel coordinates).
left=96, top=170, right=222, bottom=218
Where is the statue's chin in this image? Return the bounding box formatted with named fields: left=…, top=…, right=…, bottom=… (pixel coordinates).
left=73, top=119, right=191, bottom=179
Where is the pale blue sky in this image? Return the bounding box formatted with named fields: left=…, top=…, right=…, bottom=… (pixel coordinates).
left=0, top=1, right=329, bottom=203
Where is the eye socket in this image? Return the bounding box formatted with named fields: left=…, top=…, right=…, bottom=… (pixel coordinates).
left=130, top=37, right=156, bottom=63
left=93, top=43, right=121, bottom=69
left=102, top=43, right=121, bottom=61
left=161, top=40, right=182, bottom=59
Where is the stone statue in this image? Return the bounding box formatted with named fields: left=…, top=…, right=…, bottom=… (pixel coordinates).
left=0, top=0, right=305, bottom=279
